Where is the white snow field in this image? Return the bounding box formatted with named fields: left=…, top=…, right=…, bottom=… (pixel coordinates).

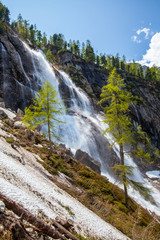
left=0, top=124, right=129, bottom=240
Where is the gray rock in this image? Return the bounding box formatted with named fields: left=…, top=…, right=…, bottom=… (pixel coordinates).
left=14, top=121, right=25, bottom=129
left=16, top=108, right=24, bottom=120
left=0, top=109, right=8, bottom=119
left=75, top=149, right=101, bottom=174
left=25, top=129, right=35, bottom=141
left=5, top=119, right=14, bottom=127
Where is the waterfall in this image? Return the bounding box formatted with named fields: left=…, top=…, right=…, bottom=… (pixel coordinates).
left=16, top=52, right=32, bottom=88
left=57, top=70, right=93, bottom=115
left=0, top=43, right=7, bottom=93
left=0, top=42, right=36, bottom=109
left=21, top=43, right=108, bottom=169
left=132, top=103, right=141, bottom=125
left=9, top=40, right=160, bottom=215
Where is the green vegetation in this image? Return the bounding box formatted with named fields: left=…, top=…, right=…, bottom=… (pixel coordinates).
left=22, top=80, right=64, bottom=152
left=2, top=119, right=159, bottom=240
left=0, top=0, right=158, bottom=86
left=0, top=2, right=10, bottom=33
left=5, top=137, right=14, bottom=144
left=0, top=2, right=9, bottom=23
left=98, top=68, right=151, bottom=206
left=65, top=65, right=86, bottom=87
left=1, top=4, right=160, bottom=238
left=58, top=201, right=75, bottom=217
left=65, top=65, right=95, bottom=97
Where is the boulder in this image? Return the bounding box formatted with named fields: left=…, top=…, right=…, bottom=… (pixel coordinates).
left=25, top=129, right=35, bottom=141
left=5, top=119, right=14, bottom=127
left=16, top=108, right=24, bottom=120
left=14, top=121, right=25, bottom=129
left=0, top=109, right=8, bottom=119
left=75, top=149, right=101, bottom=174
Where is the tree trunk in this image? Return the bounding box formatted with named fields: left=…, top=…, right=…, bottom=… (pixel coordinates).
left=0, top=193, right=79, bottom=240
left=48, top=119, right=53, bottom=157
left=120, top=143, right=128, bottom=207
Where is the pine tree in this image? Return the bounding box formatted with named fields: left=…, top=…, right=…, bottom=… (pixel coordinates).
left=85, top=40, right=95, bottom=63
left=42, top=32, right=47, bottom=48
left=81, top=42, right=85, bottom=58
left=22, top=80, right=64, bottom=152
left=98, top=68, right=150, bottom=206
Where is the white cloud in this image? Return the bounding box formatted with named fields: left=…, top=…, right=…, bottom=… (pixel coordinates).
left=136, top=27, right=150, bottom=39
left=132, top=35, right=141, bottom=43
left=138, top=32, right=160, bottom=67
left=131, top=26, right=153, bottom=44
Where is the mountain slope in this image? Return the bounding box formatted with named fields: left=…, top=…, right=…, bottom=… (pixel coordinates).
left=0, top=107, right=130, bottom=240
left=0, top=25, right=160, bottom=239
left=0, top=107, right=160, bottom=239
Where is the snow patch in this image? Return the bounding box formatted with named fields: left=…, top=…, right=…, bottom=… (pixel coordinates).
left=146, top=170, right=160, bottom=179
left=0, top=136, right=129, bottom=239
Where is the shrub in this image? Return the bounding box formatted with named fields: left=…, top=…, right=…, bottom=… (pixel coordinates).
left=5, top=137, right=14, bottom=144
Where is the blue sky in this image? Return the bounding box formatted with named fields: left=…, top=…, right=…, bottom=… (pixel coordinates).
left=2, top=0, right=160, bottom=64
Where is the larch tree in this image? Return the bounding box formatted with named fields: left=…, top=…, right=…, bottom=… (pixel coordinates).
left=98, top=68, right=150, bottom=206
left=22, top=80, right=64, bottom=153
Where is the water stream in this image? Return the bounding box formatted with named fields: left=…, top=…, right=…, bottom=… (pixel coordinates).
left=0, top=43, right=7, bottom=92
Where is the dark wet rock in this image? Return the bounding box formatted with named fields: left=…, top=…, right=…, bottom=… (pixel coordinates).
left=75, top=149, right=101, bottom=174
left=0, top=109, right=8, bottom=119
left=0, top=30, right=37, bottom=111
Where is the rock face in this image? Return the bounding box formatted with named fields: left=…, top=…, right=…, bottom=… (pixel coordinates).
left=75, top=149, right=101, bottom=174
left=56, top=50, right=160, bottom=150
left=0, top=109, right=8, bottom=119
left=0, top=28, right=160, bottom=160
left=57, top=50, right=107, bottom=103
left=0, top=30, right=41, bottom=111
left=127, top=76, right=160, bottom=149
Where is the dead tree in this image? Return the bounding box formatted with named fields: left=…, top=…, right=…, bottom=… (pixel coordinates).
left=0, top=192, right=79, bottom=240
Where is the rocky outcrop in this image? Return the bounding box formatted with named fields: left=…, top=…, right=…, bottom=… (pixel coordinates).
left=57, top=50, right=107, bottom=100
left=0, top=29, right=160, bottom=156
left=75, top=149, right=101, bottom=174
left=0, top=30, right=40, bottom=111
left=56, top=50, right=160, bottom=150
left=127, top=76, right=160, bottom=149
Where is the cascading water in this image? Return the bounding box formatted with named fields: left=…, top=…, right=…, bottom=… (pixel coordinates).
left=16, top=52, right=31, bottom=88
left=3, top=39, right=160, bottom=215
left=21, top=44, right=111, bottom=174
left=0, top=42, right=36, bottom=109
left=0, top=43, right=7, bottom=93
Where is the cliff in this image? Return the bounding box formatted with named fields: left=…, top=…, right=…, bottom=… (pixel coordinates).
left=56, top=49, right=160, bottom=151
left=1, top=28, right=160, bottom=150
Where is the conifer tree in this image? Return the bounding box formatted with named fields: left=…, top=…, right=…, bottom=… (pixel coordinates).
left=98, top=68, right=150, bottom=206
left=23, top=81, right=64, bottom=151
left=85, top=40, right=95, bottom=63
left=42, top=32, right=47, bottom=48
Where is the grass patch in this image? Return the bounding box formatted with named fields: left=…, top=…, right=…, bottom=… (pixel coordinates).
left=8, top=126, right=160, bottom=240
left=5, top=137, right=14, bottom=144
left=58, top=201, right=75, bottom=217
